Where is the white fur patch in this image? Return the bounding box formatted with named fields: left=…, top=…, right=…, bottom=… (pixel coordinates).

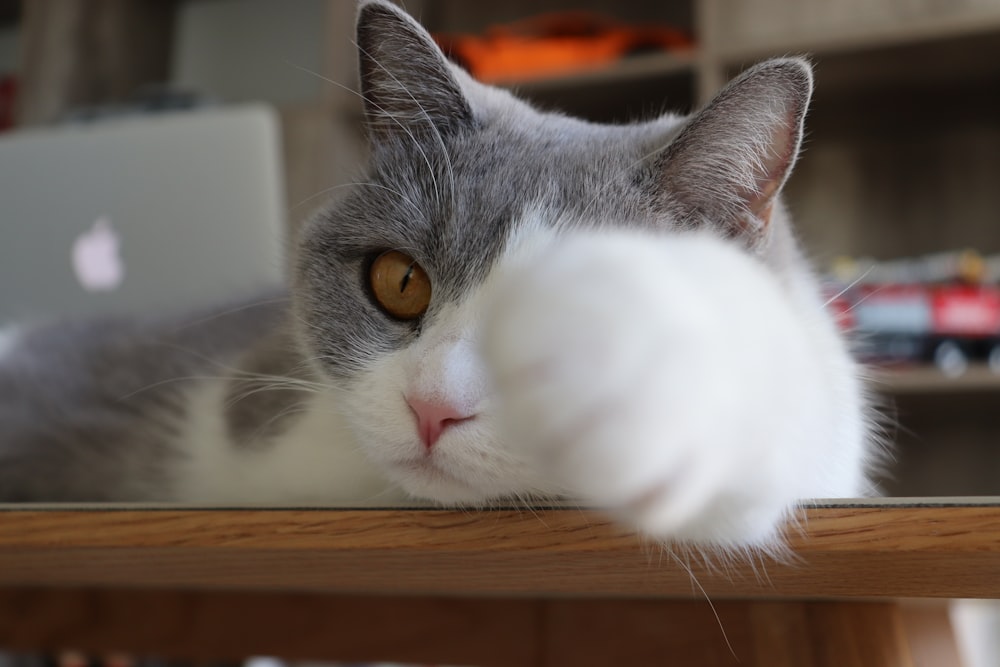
left=173, top=379, right=408, bottom=506
left=482, top=230, right=867, bottom=547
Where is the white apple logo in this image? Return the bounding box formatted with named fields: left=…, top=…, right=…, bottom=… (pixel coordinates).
left=72, top=216, right=125, bottom=292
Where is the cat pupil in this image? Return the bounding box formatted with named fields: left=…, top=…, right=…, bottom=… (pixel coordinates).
left=369, top=250, right=432, bottom=320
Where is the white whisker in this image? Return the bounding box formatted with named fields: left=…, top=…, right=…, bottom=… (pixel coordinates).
left=823, top=265, right=874, bottom=308
left=350, top=40, right=458, bottom=218
left=666, top=548, right=739, bottom=662
left=289, top=60, right=445, bottom=216
left=294, top=181, right=423, bottom=215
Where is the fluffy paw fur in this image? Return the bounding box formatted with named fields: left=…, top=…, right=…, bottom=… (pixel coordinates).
left=484, top=231, right=848, bottom=547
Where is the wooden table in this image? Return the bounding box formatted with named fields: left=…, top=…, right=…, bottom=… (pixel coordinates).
left=1, top=500, right=998, bottom=666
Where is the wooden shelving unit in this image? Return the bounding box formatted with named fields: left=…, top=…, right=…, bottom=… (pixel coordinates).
left=4, top=4, right=1000, bottom=663
left=875, top=364, right=1000, bottom=395
left=498, top=51, right=696, bottom=91
left=2, top=503, right=999, bottom=597
left=0, top=498, right=1000, bottom=600
left=1, top=504, right=994, bottom=665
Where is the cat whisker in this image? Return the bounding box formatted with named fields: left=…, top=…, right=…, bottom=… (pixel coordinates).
left=350, top=39, right=458, bottom=219
left=838, top=282, right=890, bottom=314
left=222, top=381, right=320, bottom=412
left=244, top=400, right=314, bottom=443
left=294, top=181, right=423, bottom=216
left=822, top=265, right=874, bottom=308
left=352, top=485, right=410, bottom=506
left=286, top=62, right=385, bottom=123
left=289, top=61, right=444, bottom=216
left=118, top=372, right=327, bottom=403
left=166, top=295, right=291, bottom=334
left=511, top=492, right=550, bottom=529
left=116, top=374, right=230, bottom=400
left=117, top=337, right=333, bottom=402
left=146, top=341, right=331, bottom=391
left=226, top=376, right=325, bottom=395
left=666, top=548, right=739, bottom=662
left=286, top=312, right=332, bottom=339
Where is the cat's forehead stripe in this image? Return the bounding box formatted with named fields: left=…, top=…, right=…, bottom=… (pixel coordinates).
left=351, top=117, right=685, bottom=300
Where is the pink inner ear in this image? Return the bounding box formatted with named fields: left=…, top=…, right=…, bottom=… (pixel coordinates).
left=748, top=107, right=800, bottom=220
left=658, top=59, right=812, bottom=244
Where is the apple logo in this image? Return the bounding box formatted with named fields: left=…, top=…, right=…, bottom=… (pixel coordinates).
left=72, top=216, right=125, bottom=292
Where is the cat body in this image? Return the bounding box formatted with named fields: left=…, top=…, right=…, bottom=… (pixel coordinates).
left=0, top=1, right=876, bottom=548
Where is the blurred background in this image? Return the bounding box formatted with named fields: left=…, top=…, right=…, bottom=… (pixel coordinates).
left=1, top=0, right=999, bottom=499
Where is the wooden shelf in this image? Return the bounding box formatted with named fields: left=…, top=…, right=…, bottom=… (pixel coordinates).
left=2, top=502, right=1000, bottom=599
left=497, top=50, right=698, bottom=122
left=712, top=9, right=1000, bottom=65
left=498, top=50, right=696, bottom=93
left=872, top=364, right=1000, bottom=394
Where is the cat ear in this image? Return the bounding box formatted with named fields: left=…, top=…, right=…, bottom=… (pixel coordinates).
left=356, top=0, right=473, bottom=140
left=656, top=59, right=812, bottom=246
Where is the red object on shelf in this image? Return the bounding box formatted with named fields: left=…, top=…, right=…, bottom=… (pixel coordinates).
left=434, top=12, right=693, bottom=83
left=0, top=75, right=17, bottom=132
left=930, top=284, right=1000, bottom=338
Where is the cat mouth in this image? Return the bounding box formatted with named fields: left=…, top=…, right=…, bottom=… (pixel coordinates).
left=387, top=456, right=492, bottom=503
left=399, top=458, right=467, bottom=484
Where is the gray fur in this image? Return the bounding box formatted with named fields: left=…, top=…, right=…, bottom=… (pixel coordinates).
left=0, top=0, right=816, bottom=502
left=295, top=4, right=811, bottom=384
left=0, top=297, right=288, bottom=500
left=224, top=324, right=318, bottom=449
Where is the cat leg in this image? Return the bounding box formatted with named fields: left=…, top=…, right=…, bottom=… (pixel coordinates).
left=483, top=231, right=869, bottom=548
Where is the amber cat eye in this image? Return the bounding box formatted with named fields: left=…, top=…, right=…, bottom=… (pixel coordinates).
left=369, top=250, right=432, bottom=320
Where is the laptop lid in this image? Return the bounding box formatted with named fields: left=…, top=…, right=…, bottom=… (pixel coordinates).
left=0, top=105, right=286, bottom=324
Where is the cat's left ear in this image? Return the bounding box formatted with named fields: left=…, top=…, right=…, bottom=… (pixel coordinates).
left=655, top=59, right=812, bottom=246
left=356, top=0, right=473, bottom=141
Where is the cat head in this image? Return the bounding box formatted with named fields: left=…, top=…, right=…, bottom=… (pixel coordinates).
left=291, top=0, right=813, bottom=503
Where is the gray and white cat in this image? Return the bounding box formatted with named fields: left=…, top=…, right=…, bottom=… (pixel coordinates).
left=0, top=0, right=878, bottom=549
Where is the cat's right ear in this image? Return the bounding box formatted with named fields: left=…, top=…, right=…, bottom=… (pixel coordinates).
left=654, top=59, right=813, bottom=247
left=356, top=0, right=473, bottom=141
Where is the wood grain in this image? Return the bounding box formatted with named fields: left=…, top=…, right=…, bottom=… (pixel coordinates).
left=542, top=599, right=915, bottom=667
left=0, top=590, right=918, bottom=667
left=1, top=504, right=998, bottom=599
left=0, top=589, right=541, bottom=667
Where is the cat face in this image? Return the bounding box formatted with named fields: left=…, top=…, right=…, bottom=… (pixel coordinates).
left=291, top=0, right=812, bottom=504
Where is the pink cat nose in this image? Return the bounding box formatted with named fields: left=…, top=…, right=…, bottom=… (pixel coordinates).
left=405, top=396, right=474, bottom=450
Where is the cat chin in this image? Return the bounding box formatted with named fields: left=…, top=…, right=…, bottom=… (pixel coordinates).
left=386, top=465, right=493, bottom=504
left=379, top=447, right=539, bottom=505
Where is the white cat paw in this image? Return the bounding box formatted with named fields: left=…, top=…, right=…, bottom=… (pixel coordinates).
left=483, top=232, right=817, bottom=547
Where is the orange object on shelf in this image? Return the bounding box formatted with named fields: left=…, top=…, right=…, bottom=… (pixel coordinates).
left=434, top=12, right=693, bottom=83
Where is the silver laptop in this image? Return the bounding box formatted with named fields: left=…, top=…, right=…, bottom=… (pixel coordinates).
left=0, top=106, right=286, bottom=324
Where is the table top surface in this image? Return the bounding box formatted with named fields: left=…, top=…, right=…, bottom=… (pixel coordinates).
left=1, top=499, right=998, bottom=599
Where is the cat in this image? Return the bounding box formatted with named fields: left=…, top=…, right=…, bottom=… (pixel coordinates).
left=0, top=0, right=878, bottom=549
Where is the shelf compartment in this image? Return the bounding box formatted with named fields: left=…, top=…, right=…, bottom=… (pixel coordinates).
left=502, top=51, right=697, bottom=122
